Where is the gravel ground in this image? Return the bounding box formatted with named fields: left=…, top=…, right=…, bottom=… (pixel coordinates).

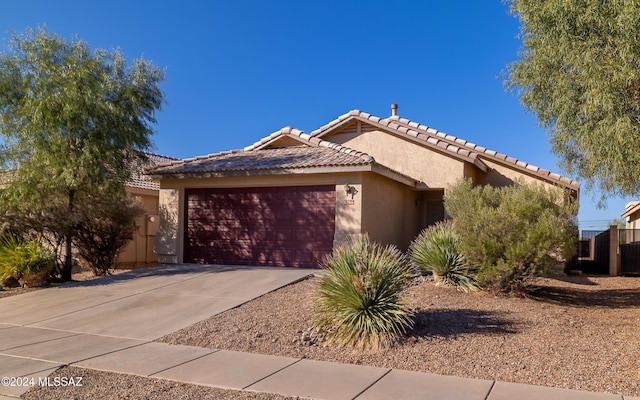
left=159, top=274, right=640, bottom=397
left=12, top=272, right=640, bottom=398
left=22, top=366, right=294, bottom=400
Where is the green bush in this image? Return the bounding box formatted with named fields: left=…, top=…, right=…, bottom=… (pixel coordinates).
left=0, top=235, right=56, bottom=287
left=73, top=190, right=144, bottom=276
left=409, top=221, right=478, bottom=292
left=444, top=179, right=578, bottom=294
left=313, top=236, right=414, bottom=349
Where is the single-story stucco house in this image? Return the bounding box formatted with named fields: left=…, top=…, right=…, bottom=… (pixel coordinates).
left=148, top=105, right=580, bottom=268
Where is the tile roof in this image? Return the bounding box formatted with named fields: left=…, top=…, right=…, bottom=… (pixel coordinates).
left=150, top=108, right=579, bottom=191
left=128, top=152, right=179, bottom=190
left=243, top=126, right=373, bottom=162
left=309, top=110, right=580, bottom=190
left=147, top=145, right=375, bottom=177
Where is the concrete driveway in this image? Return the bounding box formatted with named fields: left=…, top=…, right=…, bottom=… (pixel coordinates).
left=0, top=265, right=629, bottom=400
left=0, top=264, right=313, bottom=340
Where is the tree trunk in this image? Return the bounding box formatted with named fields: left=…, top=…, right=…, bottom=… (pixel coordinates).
left=61, top=189, right=74, bottom=281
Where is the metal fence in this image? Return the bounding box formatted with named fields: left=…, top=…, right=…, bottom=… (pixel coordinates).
left=574, top=229, right=640, bottom=275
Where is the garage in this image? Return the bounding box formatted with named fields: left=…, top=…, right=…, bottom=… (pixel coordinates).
left=184, top=185, right=336, bottom=267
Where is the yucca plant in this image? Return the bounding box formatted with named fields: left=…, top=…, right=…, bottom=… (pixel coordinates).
left=0, top=235, right=56, bottom=287
left=410, top=221, right=478, bottom=292
left=313, top=236, right=414, bottom=349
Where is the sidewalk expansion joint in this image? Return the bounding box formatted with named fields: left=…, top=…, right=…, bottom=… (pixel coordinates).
left=351, top=368, right=393, bottom=399
left=484, top=380, right=496, bottom=400
left=66, top=340, right=154, bottom=366
left=22, top=292, right=142, bottom=326
left=147, top=348, right=220, bottom=377
left=241, top=357, right=304, bottom=390
left=0, top=331, right=82, bottom=352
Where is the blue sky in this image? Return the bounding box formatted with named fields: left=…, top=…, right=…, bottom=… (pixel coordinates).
left=0, top=1, right=633, bottom=229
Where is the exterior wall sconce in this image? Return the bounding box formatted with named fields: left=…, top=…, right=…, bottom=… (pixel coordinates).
left=345, top=183, right=358, bottom=199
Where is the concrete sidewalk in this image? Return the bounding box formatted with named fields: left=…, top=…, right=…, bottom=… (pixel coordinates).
left=0, top=326, right=636, bottom=399
left=0, top=264, right=638, bottom=399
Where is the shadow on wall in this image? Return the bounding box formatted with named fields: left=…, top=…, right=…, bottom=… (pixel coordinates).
left=155, top=202, right=179, bottom=260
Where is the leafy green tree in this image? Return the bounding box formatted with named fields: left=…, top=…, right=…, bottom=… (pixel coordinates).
left=444, top=180, right=577, bottom=294
left=506, top=1, right=640, bottom=199
left=0, top=27, right=164, bottom=280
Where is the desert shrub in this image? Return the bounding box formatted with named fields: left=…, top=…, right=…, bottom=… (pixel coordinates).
left=73, top=190, right=144, bottom=276
left=444, top=179, right=578, bottom=294
left=409, top=221, right=478, bottom=292
left=0, top=235, right=56, bottom=287
left=313, top=236, right=414, bottom=349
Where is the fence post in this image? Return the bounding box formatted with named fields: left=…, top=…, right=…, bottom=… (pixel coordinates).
left=609, top=225, right=620, bottom=276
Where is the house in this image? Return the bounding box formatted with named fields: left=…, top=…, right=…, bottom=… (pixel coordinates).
left=622, top=202, right=640, bottom=230
left=621, top=201, right=640, bottom=249
left=116, top=152, right=178, bottom=266
left=148, top=105, right=580, bottom=268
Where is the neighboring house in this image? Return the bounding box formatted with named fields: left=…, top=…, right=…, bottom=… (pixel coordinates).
left=622, top=202, right=640, bottom=230
left=117, top=152, right=178, bottom=266
left=148, top=105, right=580, bottom=268
left=621, top=201, right=640, bottom=246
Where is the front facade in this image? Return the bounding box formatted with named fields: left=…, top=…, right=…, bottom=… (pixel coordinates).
left=149, top=107, right=579, bottom=268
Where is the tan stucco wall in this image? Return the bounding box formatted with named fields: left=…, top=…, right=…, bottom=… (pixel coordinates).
left=361, top=174, right=419, bottom=250
left=155, top=186, right=181, bottom=263
left=328, top=126, right=467, bottom=188
left=117, top=188, right=161, bottom=265
left=333, top=175, right=364, bottom=249
left=477, top=159, right=564, bottom=192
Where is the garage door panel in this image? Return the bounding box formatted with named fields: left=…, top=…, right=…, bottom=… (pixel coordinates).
left=184, top=186, right=335, bottom=267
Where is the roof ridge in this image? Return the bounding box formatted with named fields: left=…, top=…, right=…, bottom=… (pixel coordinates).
left=146, top=149, right=246, bottom=172
left=244, top=124, right=375, bottom=163
left=387, top=116, right=580, bottom=189
left=309, top=110, right=487, bottom=170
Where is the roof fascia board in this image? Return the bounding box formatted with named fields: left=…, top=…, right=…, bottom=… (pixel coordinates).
left=622, top=202, right=640, bottom=219
left=390, top=118, right=580, bottom=191
left=313, top=114, right=488, bottom=173
left=149, top=163, right=416, bottom=187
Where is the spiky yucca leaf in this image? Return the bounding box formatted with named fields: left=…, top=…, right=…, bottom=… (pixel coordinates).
left=410, top=221, right=478, bottom=292
left=314, top=236, right=414, bottom=349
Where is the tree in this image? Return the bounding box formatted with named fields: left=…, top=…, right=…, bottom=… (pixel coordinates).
left=0, top=27, right=164, bottom=280
left=73, top=185, right=144, bottom=276
left=506, top=1, right=640, bottom=199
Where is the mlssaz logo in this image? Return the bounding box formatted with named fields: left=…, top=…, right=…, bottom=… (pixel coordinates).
left=38, top=376, right=83, bottom=387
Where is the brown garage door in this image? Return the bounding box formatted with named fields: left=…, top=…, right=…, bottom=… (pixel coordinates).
left=184, top=185, right=336, bottom=267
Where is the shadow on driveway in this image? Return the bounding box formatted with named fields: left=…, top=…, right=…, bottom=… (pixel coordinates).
left=61, top=263, right=313, bottom=289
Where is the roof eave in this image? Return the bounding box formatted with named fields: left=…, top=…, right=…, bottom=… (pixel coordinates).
left=621, top=202, right=640, bottom=219
left=310, top=113, right=490, bottom=173
left=148, top=162, right=417, bottom=187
